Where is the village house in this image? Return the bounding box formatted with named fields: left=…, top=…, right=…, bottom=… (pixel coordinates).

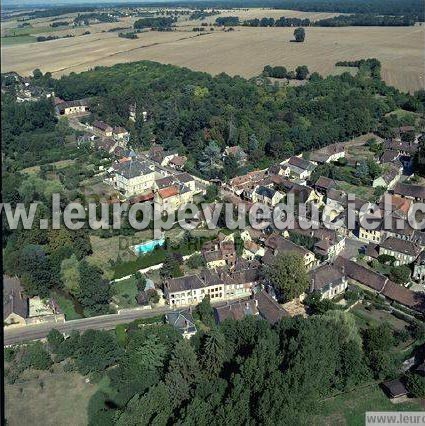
left=164, top=273, right=224, bottom=306
left=379, top=150, right=399, bottom=164
left=313, top=233, right=346, bottom=260
left=165, top=311, right=197, bottom=339
left=309, top=263, right=348, bottom=299
left=93, top=120, right=113, bottom=137
left=111, top=159, right=159, bottom=197
left=214, top=299, right=259, bottom=323
left=413, top=251, right=425, bottom=284
left=283, top=226, right=346, bottom=260
left=335, top=258, right=389, bottom=294
left=3, top=276, right=29, bottom=327
left=161, top=152, right=179, bottom=167
left=96, top=138, right=119, bottom=154
left=381, top=379, right=409, bottom=400
left=323, top=188, right=347, bottom=221
left=175, top=173, right=196, bottom=192
left=253, top=290, right=290, bottom=324
left=168, top=155, right=187, bottom=171
left=201, top=233, right=237, bottom=269
left=242, top=239, right=265, bottom=260
left=163, top=266, right=256, bottom=307
left=263, top=234, right=316, bottom=269
left=267, top=163, right=290, bottom=177
left=154, top=175, right=176, bottom=190
left=359, top=221, right=383, bottom=244
left=383, top=139, right=418, bottom=157
left=393, top=183, right=425, bottom=203
left=252, top=185, right=284, bottom=207
left=334, top=258, right=425, bottom=314
left=54, top=98, right=90, bottom=116
left=148, top=145, right=165, bottom=163
left=284, top=156, right=316, bottom=180
left=379, top=195, right=412, bottom=221
left=221, top=267, right=260, bottom=299
left=372, top=164, right=402, bottom=190
left=226, top=170, right=266, bottom=196
left=287, top=182, right=320, bottom=205
left=112, top=126, right=129, bottom=142
left=224, top=145, right=248, bottom=164
left=154, top=184, right=193, bottom=215
left=357, top=204, right=386, bottom=244
left=313, top=176, right=337, bottom=195
left=310, top=143, right=345, bottom=164
left=379, top=237, right=422, bottom=266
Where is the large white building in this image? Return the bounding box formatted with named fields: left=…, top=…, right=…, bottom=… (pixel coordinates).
left=111, top=159, right=161, bottom=197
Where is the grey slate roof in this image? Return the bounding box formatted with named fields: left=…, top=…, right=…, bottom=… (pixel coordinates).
left=214, top=299, right=259, bottom=323
left=255, top=185, right=277, bottom=199
left=166, top=311, right=197, bottom=335
left=3, top=275, right=29, bottom=320
left=380, top=237, right=422, bottom=257
left=114, top=160, right=154, bottom=179
left=310, top=264, right=344, bottom=292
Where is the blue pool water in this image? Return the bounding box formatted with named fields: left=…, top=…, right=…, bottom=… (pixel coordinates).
left=133, top=238, right=165, bottom=255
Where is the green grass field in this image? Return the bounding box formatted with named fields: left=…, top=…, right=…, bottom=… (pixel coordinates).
left=4, top=25, right=68, bottom=37
left=5, top=367, right=97, bottom=426
left=1, top=35, right=36, bottom=45
left=313, top=384, right=423, bottom=426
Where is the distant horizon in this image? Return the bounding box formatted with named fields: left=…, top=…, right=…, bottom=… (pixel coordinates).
left=1, top=0, right=203, bottom=8
left=1, top=0, right=204, bottom=8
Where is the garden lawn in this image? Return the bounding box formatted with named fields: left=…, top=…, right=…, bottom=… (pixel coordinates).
left=351, top=304, right=409, bottom=331
left=337, top=181, right=375, bottom=202
left=111, top=277, right=139, bottom=308
left=52, top=292, right=82, bottom=320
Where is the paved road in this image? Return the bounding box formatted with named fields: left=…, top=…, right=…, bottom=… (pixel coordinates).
left=4, top=307, right=175, bottom=346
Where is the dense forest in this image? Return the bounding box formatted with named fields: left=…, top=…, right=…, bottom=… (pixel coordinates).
left=44, top=59, right=424, bottom=180
left=5, top=309, right=425, bottom=425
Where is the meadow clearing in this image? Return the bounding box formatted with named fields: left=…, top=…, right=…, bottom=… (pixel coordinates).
left=5, top=367, right=97, bottom=426
left=1, top=8, right=424, bottom=92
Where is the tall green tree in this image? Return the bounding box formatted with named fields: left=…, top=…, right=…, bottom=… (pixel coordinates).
left=200, top=329, right=226, bottom=378
left=165, top=340, right=201, bottom=405
left=295, top=65, right=309, bottom=80
left=263, top=252, right=309, bottom=301
left=78, top=260, right=111, bottom=315
left=294, top=27, right=305, bottom=42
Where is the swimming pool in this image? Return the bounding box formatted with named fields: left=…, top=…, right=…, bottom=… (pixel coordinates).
left=132, top=238, right=165, bottom=255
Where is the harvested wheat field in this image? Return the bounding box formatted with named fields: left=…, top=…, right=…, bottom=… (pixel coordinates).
left=2, top=25, right=424, bottom=93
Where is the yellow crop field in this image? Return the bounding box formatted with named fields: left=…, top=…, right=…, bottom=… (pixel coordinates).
left=2, top=12, right=424, bottom=93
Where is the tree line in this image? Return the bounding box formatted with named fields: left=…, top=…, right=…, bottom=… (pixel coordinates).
left=134, top=17, right=176, bottom=29
left=218, top=14, right=417, bottom=28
